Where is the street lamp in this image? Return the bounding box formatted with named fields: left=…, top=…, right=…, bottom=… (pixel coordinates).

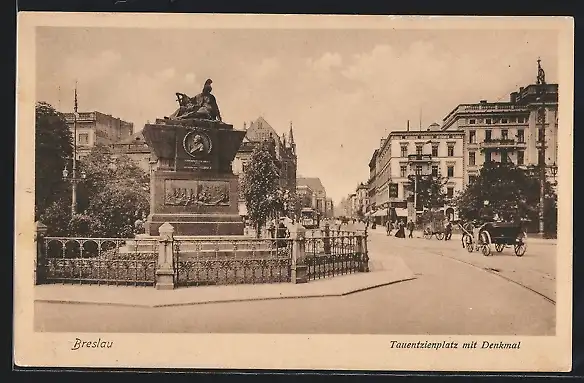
left=62, top=165, right=86, bottom=216
left=550, top=162, right=558, bottom=185
left=62, top=81, right=86, bottom=216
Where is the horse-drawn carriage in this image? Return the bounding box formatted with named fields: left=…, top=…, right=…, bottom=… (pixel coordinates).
left=422, top=210, right=446, bottom=240
left=459, top=220, right=527, bottom=257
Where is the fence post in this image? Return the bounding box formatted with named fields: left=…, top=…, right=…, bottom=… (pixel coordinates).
left=290, top=224, right=308, bottom=283
left=35, top=221, right=48, bottom=285
left=323, top=222, right=331, bottom=255
left=357, top=229, right=370, bottom=272
left=155, top=222, right=175, bottom=290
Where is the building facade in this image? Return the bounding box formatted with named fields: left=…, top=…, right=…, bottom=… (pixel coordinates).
left=367, top=123, right=465, bottom=223
left=108, top=130, right=151, bottom=174
left=296, top=177, right=328, bottom=218
left=442, top=82, right=559, bottom=185
left=64, top=111, right=134, bottom=160
left=233, top=116, right=298, bottom=216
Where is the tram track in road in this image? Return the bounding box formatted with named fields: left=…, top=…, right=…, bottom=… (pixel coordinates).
left=420, top=246, right=556, bottom=306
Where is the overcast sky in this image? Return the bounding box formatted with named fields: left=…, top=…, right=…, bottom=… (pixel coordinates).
left=36, top=27, right=558, bottom=204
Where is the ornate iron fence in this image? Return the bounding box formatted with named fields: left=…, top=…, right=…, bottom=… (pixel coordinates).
left=304, top=230, right=365, bottom=280
left=39, top=237, right=158, bottom=286
left=173, top=237, right=293, bottom=286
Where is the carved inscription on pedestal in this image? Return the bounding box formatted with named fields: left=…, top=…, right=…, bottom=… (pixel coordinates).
left=164, top=180, right=230, bottom=206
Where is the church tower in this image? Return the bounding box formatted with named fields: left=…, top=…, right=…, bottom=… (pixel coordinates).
left=289, top=121, right=296, bottom=155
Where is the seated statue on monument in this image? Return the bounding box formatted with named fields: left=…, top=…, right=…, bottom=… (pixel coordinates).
left=168, top=79, right=222, bottom=122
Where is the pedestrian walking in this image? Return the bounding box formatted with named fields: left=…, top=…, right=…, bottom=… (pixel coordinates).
left=386, top=220, right=392, bottom=236
left=444, top=220, right=453, bottom=241
left=394, top=220, right=406, bottom=238
left=407, top=220, right=415, bottom=238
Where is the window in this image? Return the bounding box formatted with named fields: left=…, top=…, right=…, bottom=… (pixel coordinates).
left=509, top=117, right=516, bottom=123
left=469, top=119, right=476, bottom=124
left=469, top=130, right=476, bottom=144
left=517, top=116, right=526, bottom=123
left=401, top=136, right=406, bottom=139
left=400, top=165, right=407, bottom=178
left=501, top=129, right=508, bottom=140
left=242, top=163, right=247, bottom=173
left=416, top=145, right=423, bottom=155
left=447, top=145, right=454, bottom=157
left=486, top=118, right=492, bottom=125
left=431, top=165, right=438, bottom=177
left=493, top=118, right=500, bottom=124
left=415, top=165, right=422, bottom=175
left=501, top=118, right=508, bottom=124
left=517, top=129, right=525, bottom=143
left=78, top=133, right=89, bottom=145
left=501, top=150, right=509, bottom=163
left=447, top=165, right=454, bottom=177
left=447, top=187, right=454, bottom=199
left=517, top=150, right=525, bottom=165
left=400, top=146, right=408, bottom=157
left=469, top=152, right=476, bottom=166
left=469, top=175, right=478, bottom=184
left=485, top=129, right=492, bottom=141
left=431, top=145, right=438, bottom=157
left=485, top=151, right=492, bottom=162
left=538, top=128, right=545, bottom=142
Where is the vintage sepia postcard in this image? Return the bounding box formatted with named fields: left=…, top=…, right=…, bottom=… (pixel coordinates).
left=14, top=13, right=574, bottom=371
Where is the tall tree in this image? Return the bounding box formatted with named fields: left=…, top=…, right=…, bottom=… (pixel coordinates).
left=454, top=161, right=557, bottom=233
left=243, top=144, right=280, bottom=238
left=404, top=174, right=447, bottom=211
left=35, top=102, right=73, bottom=219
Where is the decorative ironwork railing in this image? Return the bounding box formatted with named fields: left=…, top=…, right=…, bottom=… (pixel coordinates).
left=304, top=230, right=364, bottom=281
left=173, top=237, right=293, bottom=286
left=39, top=237, right=158, bottom=286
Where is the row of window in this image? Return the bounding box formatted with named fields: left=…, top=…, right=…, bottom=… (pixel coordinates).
left=398, top=164, right=455, bottom=178
left=468, top=116, right=527, bottom=125
left=393, top=183, right=456, bottom=199
left=400, top=144, right=455, bottom=157
left=468, top=129, right=525, bottom=144
left=467, top=150, right=524, bottom=166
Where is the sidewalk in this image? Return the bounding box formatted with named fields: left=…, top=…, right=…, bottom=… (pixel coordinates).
left=34, top=255, right=416, bottom=308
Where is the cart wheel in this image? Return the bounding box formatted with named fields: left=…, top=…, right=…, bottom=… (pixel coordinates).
left=423, top=230, right=431, bottom=240
left=462, top=234, right=471, bottom=249
left=436, top=232, right=445, bottom=240
left=481, top=244, right=492, bottom=256
left=514, top=243, right=526, bottom=257
left=495, top=244, right=505, bottom=253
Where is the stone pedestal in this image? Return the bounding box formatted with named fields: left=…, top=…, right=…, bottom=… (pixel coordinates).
left=142, top=118, right=246, bottom=237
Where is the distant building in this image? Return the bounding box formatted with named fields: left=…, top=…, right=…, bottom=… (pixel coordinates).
left=325, top=198, right=334, bottom=218
left=64, top=111, right=134, bottom=160
left=233, top=116, right=298, bottom=216
left=108, top=130, right=151, bottom=174
left=296, top=177, right=328, bottom=218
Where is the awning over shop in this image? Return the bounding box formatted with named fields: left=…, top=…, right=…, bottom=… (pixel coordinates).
left=395, top=208, right=408, bottom=217
left=373, top=210, right=387, bottom=217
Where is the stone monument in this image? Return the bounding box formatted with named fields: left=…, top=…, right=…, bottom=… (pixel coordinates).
left=142, top=79, right=246, bottom=236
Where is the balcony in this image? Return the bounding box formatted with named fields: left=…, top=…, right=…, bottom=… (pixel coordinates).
left=407, top=154, right=432, bottom=163
left=480, top=138, right=526, bottom=151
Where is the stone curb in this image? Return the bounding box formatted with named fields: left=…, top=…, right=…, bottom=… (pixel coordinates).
left=35, top=277, right=418, bottom=308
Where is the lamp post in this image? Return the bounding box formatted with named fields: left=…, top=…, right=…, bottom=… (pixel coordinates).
left=536, top=58, right=547, bottom=237
left=62, top=82, right=86, bottom=216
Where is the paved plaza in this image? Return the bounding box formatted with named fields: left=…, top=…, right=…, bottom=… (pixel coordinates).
left=34, top=230, right=557, bottom=335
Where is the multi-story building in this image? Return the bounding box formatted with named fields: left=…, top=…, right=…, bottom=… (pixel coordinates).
left=233, top=116, right=298, bottom=217
left=296, top=177, right=328, bottom=217
left=325, top=198, right=334, bottom=218
left=355, top=182, right=368, bottom=218
left=367, top=149, right=378, bottom=215
left=64, top=111, right=134, bottom=160
left=367, top=123, right=465, bottom=223
left=108, top=130, right=151, bottom=174
left=442, top=64, right=558, bottom=185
